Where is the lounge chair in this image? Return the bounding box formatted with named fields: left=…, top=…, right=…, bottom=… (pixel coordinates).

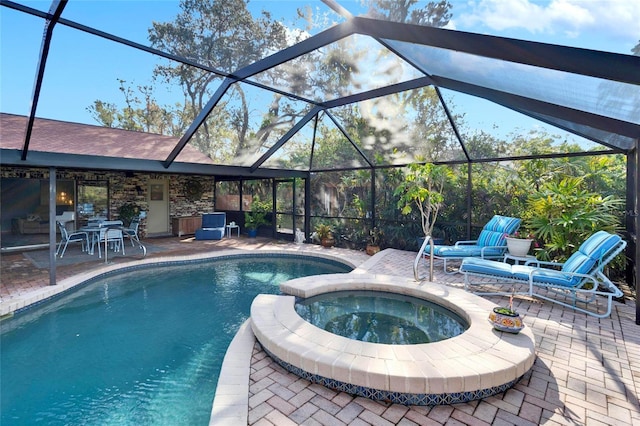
left=414, top=215, right=521, bottom=278
left=459, top=230, right=626, bottom=318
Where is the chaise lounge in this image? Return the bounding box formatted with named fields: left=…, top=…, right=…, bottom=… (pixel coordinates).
left=459, top=230, right=626, bottom=318
left=415, top=215, right=521, bottom=279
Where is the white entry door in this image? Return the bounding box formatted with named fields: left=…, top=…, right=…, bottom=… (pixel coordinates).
left=147, top=179, right=169, bottom=235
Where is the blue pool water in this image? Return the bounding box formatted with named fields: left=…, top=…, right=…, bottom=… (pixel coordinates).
left=0, top=255, right=351, bottom=425
left=295, top=290, right=468, bottom=345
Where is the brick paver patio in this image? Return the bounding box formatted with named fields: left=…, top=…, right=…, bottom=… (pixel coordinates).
left=2, top=237, right=638, bottom=425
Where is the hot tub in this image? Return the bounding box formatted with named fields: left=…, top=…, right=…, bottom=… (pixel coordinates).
left=250, top=273, right=536, bottom=405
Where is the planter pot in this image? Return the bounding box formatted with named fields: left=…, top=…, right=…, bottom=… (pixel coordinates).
left=488, top=307, right=524, bottom=333
left=247, top=228, right=258, bottom=238
left=505, top=237, right=532, bottom=257
left=366, top=244, right=380, bottom=256
left=320, top=238, right=335, bottom=248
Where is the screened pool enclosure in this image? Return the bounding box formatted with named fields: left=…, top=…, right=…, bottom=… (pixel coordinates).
left=1, top=0, right=638, bottom=322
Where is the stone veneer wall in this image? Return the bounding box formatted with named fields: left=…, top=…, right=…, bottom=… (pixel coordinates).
left=1, top=166, right=215, bottom=238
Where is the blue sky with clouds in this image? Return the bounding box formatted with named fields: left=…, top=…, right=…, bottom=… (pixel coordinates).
left=1, top=0, right=638, bottom=132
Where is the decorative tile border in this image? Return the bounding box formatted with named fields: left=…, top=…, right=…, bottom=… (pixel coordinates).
left=2, top=249, right=357, bottom=318
left=262, top=345, right=521, bottom=406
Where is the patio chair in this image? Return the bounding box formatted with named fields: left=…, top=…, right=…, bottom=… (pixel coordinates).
left=91, top=223, right=125, bottom=258
left=459, top=230, right=626, bottom=318
left=415, top=215, right=521, bottom=277
left=56, top=221, right=89, bottom=258
left=195, top=212, right=226, bottom=240
left=123, top=217, right=140, bottom=246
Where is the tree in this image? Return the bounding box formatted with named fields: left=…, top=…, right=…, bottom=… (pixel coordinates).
left=87, top=79, right=189, bottom=136
left=394, top=162, right=453, bottom=236
left=148, top=0, right=291, bottom=159
left=367, top=1, right=452, bottom=27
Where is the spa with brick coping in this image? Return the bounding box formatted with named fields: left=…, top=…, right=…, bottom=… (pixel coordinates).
left=250, top=273, right=536, bottom=405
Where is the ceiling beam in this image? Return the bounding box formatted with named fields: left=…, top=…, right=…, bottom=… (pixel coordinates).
left=350, top=17, right=640, bottom=86
left=2, top=149, right=308, bottom=178
left=433, top=75, right=639, bottom=148
left=249, top=106, right=324, bottom=172
left=21, top=0, right=67, bottom=161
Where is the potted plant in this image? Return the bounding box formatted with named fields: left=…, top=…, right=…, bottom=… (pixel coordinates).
left=366, top=226, right=383, bottom=255
left=394, top=162, right=452, bottom=240
left=315, top=223, right=335, bottom=248
left=488, top=291, right=524, bottom=333
left=244, top=196, right=270, bottom=238
left=505, top=231, right=534, bottom=257
left=118, top=203, right=140, bottom=227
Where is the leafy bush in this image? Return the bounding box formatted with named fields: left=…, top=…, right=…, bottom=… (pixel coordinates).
left=526, top=177, right=624, bottom=262
left=118, top=203, right=140, bottom=226
left=244, top=196, right=271, bottom=230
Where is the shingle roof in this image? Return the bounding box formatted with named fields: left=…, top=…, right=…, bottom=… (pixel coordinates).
left=0, top=113, right=214, bottom=165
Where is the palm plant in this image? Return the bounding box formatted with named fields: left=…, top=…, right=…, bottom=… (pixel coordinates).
left=526, top=176, right=624, bottom=262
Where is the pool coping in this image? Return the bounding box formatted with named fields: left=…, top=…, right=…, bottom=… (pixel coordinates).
left=250, top=273, right=536, bottom=406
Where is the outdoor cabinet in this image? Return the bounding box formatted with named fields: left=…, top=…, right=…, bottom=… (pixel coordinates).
left=172, top=216, right=202, bottom=237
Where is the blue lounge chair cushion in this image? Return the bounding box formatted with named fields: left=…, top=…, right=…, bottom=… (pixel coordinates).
left=483, top=215, right=521, bottom=235
left=460, top=257, right=513, bottom=277
left=428, top=215, right=521, bottom=259
left=432, top=245, right=504, bottom=258
left=460, top=231, right=624, bottom=288
left=559, top=231, right=622, bottom=285
left=460, top=257, right=578, bottom=287
left=201, top=212, right=226, bottom=228
left=195, top=228, right=224, bottom=240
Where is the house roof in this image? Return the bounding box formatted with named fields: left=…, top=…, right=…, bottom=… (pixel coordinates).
left=0, top=113, right=213, bottom=164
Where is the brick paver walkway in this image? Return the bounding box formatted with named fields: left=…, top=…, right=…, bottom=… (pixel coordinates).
left=2, top=239, right=639, bottom=425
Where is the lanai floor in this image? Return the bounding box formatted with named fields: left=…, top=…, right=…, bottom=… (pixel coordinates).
left=1, top=236, right=639, bottom=425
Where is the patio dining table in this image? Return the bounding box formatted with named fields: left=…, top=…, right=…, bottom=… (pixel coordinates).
left=80, top=221, right=124, bottom=256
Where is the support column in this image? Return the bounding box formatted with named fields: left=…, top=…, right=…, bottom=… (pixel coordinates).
left=48, top=167, right=56, bottom=285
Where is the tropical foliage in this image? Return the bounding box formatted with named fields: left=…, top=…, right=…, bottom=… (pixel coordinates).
left=525, top=177, right=624, bottom=261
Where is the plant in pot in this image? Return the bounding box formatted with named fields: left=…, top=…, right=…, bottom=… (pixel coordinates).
left=315, top=223, right=335, bottom=248
left=366, top=226, right=383, bottom=255
left=244, top=196, right=270, bottom=238
left=488, top=290, right=524, bottom=333
left=394, top=162, right=452, bottom=243
left=504, top=231, right=535, bottom=257
left=118, top=203, right=141, bottom=227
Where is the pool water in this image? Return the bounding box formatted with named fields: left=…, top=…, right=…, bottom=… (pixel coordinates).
left=295, top=290, right=468, bottom=345
left=0, top=255, right=351, bottom=425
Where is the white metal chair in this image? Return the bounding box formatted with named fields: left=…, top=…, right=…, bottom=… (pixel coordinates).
left=56, top=221, right=89, bottom=258
left=123, top=217, right=140, bottom=246
left=91, top=222, right=125, bottom=258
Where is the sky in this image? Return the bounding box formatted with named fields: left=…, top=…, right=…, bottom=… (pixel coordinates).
left=1, top=0, right=638, bottom=134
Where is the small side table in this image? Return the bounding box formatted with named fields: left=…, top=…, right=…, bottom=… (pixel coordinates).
left=503, top=253, right=537, bottom=265
left=226, top=224, right=240, bottom=238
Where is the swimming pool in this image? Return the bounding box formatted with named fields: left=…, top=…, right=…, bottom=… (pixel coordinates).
left=0, top=254, right=351, bottom=425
